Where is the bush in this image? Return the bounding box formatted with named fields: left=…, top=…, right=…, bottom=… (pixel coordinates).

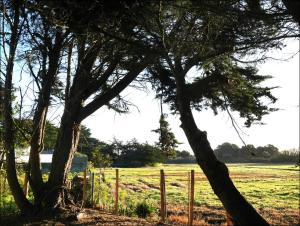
left=135, top=201, right=154, bottom=218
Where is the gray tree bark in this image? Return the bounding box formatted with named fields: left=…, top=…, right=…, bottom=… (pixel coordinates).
left=3, top=0, right=33, bottom=215
left=175, top=73, right=269, bottom=226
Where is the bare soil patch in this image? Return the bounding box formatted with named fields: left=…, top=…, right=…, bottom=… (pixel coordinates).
left=0, top=209, right=166, bottom=226
left=1, top=206, right=298, bottom=226
left=138, top=179, right=160, bottom=190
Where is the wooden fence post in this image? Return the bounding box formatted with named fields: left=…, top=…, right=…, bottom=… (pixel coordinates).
left=23, top=174, right=29, bottom=197
left=115, top=169, right=119, bottom=213
left=83, top=168, right=87, bottom=206
left=187, top=171, right=190, bottom=224
left=3, top=174, right=6, bottom=192
left=226, top=211, right=234, bottom=226
left=160, top=169, right=166, bottom=222
left=0, top=172, right=2, bottom=208
left=98, top=169, right=101, bottom=208
left=188, top=170, right=195, bottom=226
left=91, top=172, right=94, bottom=207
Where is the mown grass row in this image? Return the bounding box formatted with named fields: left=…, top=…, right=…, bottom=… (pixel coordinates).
left=94, top=164, right=299, bottom=210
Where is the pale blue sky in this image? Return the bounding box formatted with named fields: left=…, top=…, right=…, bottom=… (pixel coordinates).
left=83, top=39, right=299, bottom=152
left=11, top=39, right=299, bottom=152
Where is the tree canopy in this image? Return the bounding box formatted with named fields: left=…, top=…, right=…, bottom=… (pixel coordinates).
left=1, top=0, right=298, bottom=224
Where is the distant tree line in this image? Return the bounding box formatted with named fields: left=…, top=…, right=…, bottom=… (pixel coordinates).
left=5, top=119, right=298, bottom=166
left=214, top=142, right=299, bottom=164
left=79, top=135, right=195, bottom=167
left=4, top=118, right=192, bottom=167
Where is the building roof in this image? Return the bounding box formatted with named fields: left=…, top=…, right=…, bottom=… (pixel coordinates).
left=17, top=154, right=53, bottom=163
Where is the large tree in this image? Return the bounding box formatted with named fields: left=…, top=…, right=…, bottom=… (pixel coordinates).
left=0, top=78, right=4, bottom=168
left=143, top=1, right=298, bottom=225
left=2, top=0, right=157, bottom=214
left=22, top=11, right=67, bottom=203
left=2, top=0, right=33, bottom=214
left=40, top=1, right=298, bottom=223
left=2, top=0, right=298, bottom=224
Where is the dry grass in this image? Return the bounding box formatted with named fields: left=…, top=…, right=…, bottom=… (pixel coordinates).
left=94, top=163, right=299, bottom=226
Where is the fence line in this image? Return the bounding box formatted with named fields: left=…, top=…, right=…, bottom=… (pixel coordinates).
left=83, top=168, right=87, bottom=206
left=23, top=174, right=29, bottom=197
left=0, top=168, right=232, bottom=225
left=160, top=169, right=167, bottom=222
left=88, top=168, right=236, bottom=225
left=188, top=170, right=195, bottom=226
left=114, top=169, right=119, bottom=213
left=91, top=172, right=95, bottom=207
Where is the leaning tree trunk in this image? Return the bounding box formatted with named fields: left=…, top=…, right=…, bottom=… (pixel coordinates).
left=175, top=75, right=269, bottom=226
left=28, top=105, right=48, bottom=201
left=4, top=81, right=33, bottom=214
left=43, top=52, right=153, bottom=211
left=28, top=31, right=63, bottom=203
left=3, top=0, right=33, bottom=215
left=45, top=99, right=82, bottom=210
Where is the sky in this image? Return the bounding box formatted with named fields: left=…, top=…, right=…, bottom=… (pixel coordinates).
left=82, top=39, right=299, bottom=152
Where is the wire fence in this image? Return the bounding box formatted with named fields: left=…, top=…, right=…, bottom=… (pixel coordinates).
left=1, top=165, right=298, bottom=225
left=80, top=168, right=233, bottom=226
left=0, top=167, right=232, bottom=225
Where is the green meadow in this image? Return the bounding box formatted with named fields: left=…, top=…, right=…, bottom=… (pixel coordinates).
left=92, top=163, right=299, bottom=225
left=0, top=163, right=299, bottom=225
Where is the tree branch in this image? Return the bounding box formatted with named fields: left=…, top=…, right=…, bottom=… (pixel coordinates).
left=77, top=56, right=153, bottom=122
left=82, top=56, right=120, bottom=100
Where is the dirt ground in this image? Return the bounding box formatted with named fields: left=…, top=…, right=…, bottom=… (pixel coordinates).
left=1, top=207, right=299, bottom=226
left=0, top=209, right=170, bottom=226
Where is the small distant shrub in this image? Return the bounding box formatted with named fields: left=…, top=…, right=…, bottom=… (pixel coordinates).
left=145, top=162, right=162, bottom=167
left=118, top=202, right=135, bottom=217
left=135, top=201, right=154, bottom=218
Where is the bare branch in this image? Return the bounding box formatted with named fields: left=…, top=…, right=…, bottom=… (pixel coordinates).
left=77, top=56, right=154, bottom=122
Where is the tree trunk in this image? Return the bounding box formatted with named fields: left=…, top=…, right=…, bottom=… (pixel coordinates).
left=28, top=31, right=63, bottom=203
left=0, top=152, right=4, bottom=169
left=3, top=0, right=33, bottom=215
left=28, top=106, right=47, bottom=200
left=175, top=75, right=269, bottom=226
left=43, top=52, right=153, bottom=210
left=45, top=99, right=82, bottom=210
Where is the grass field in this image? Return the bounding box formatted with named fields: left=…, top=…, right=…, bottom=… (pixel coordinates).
left=0, top=163, right=299, bottom=225
left=91, top=163, right=299, bottom=225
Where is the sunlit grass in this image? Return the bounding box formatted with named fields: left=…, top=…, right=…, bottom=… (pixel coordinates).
left=0, top=163, right=299, bottom=225
left=98, top=163, right=299, bottom=209
left=94, top=163, right=299, bottom=225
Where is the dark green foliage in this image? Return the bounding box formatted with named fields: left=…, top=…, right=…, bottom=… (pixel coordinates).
left=270, top=149, right=299, bottom=164
left=152, top=114, right=180, bottom=160
left=77, top=126, right=107, bottom=160
left=91, top=148, right=112, bottom=168
left=144, top=1, right=297, bottom=128
left=44, top=122, right=59, bottom=149
left=90, top=138, right=196, bottom=166
left=77, top=133, right=166, bottom=167
left=166, top=150, right=196, bottom=164
left=9, top=119, right=59, bottom=149
left=70, top=152, right=88, bottom=172
left=135, top=201, right=155, bottom=218
left=150, top=57, right=279, bottom=127
left=215, top=142, right=298, bottom=163
left=113, top=139, right=164, bottom=167
left=215, top=142, right=241, bottom=162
